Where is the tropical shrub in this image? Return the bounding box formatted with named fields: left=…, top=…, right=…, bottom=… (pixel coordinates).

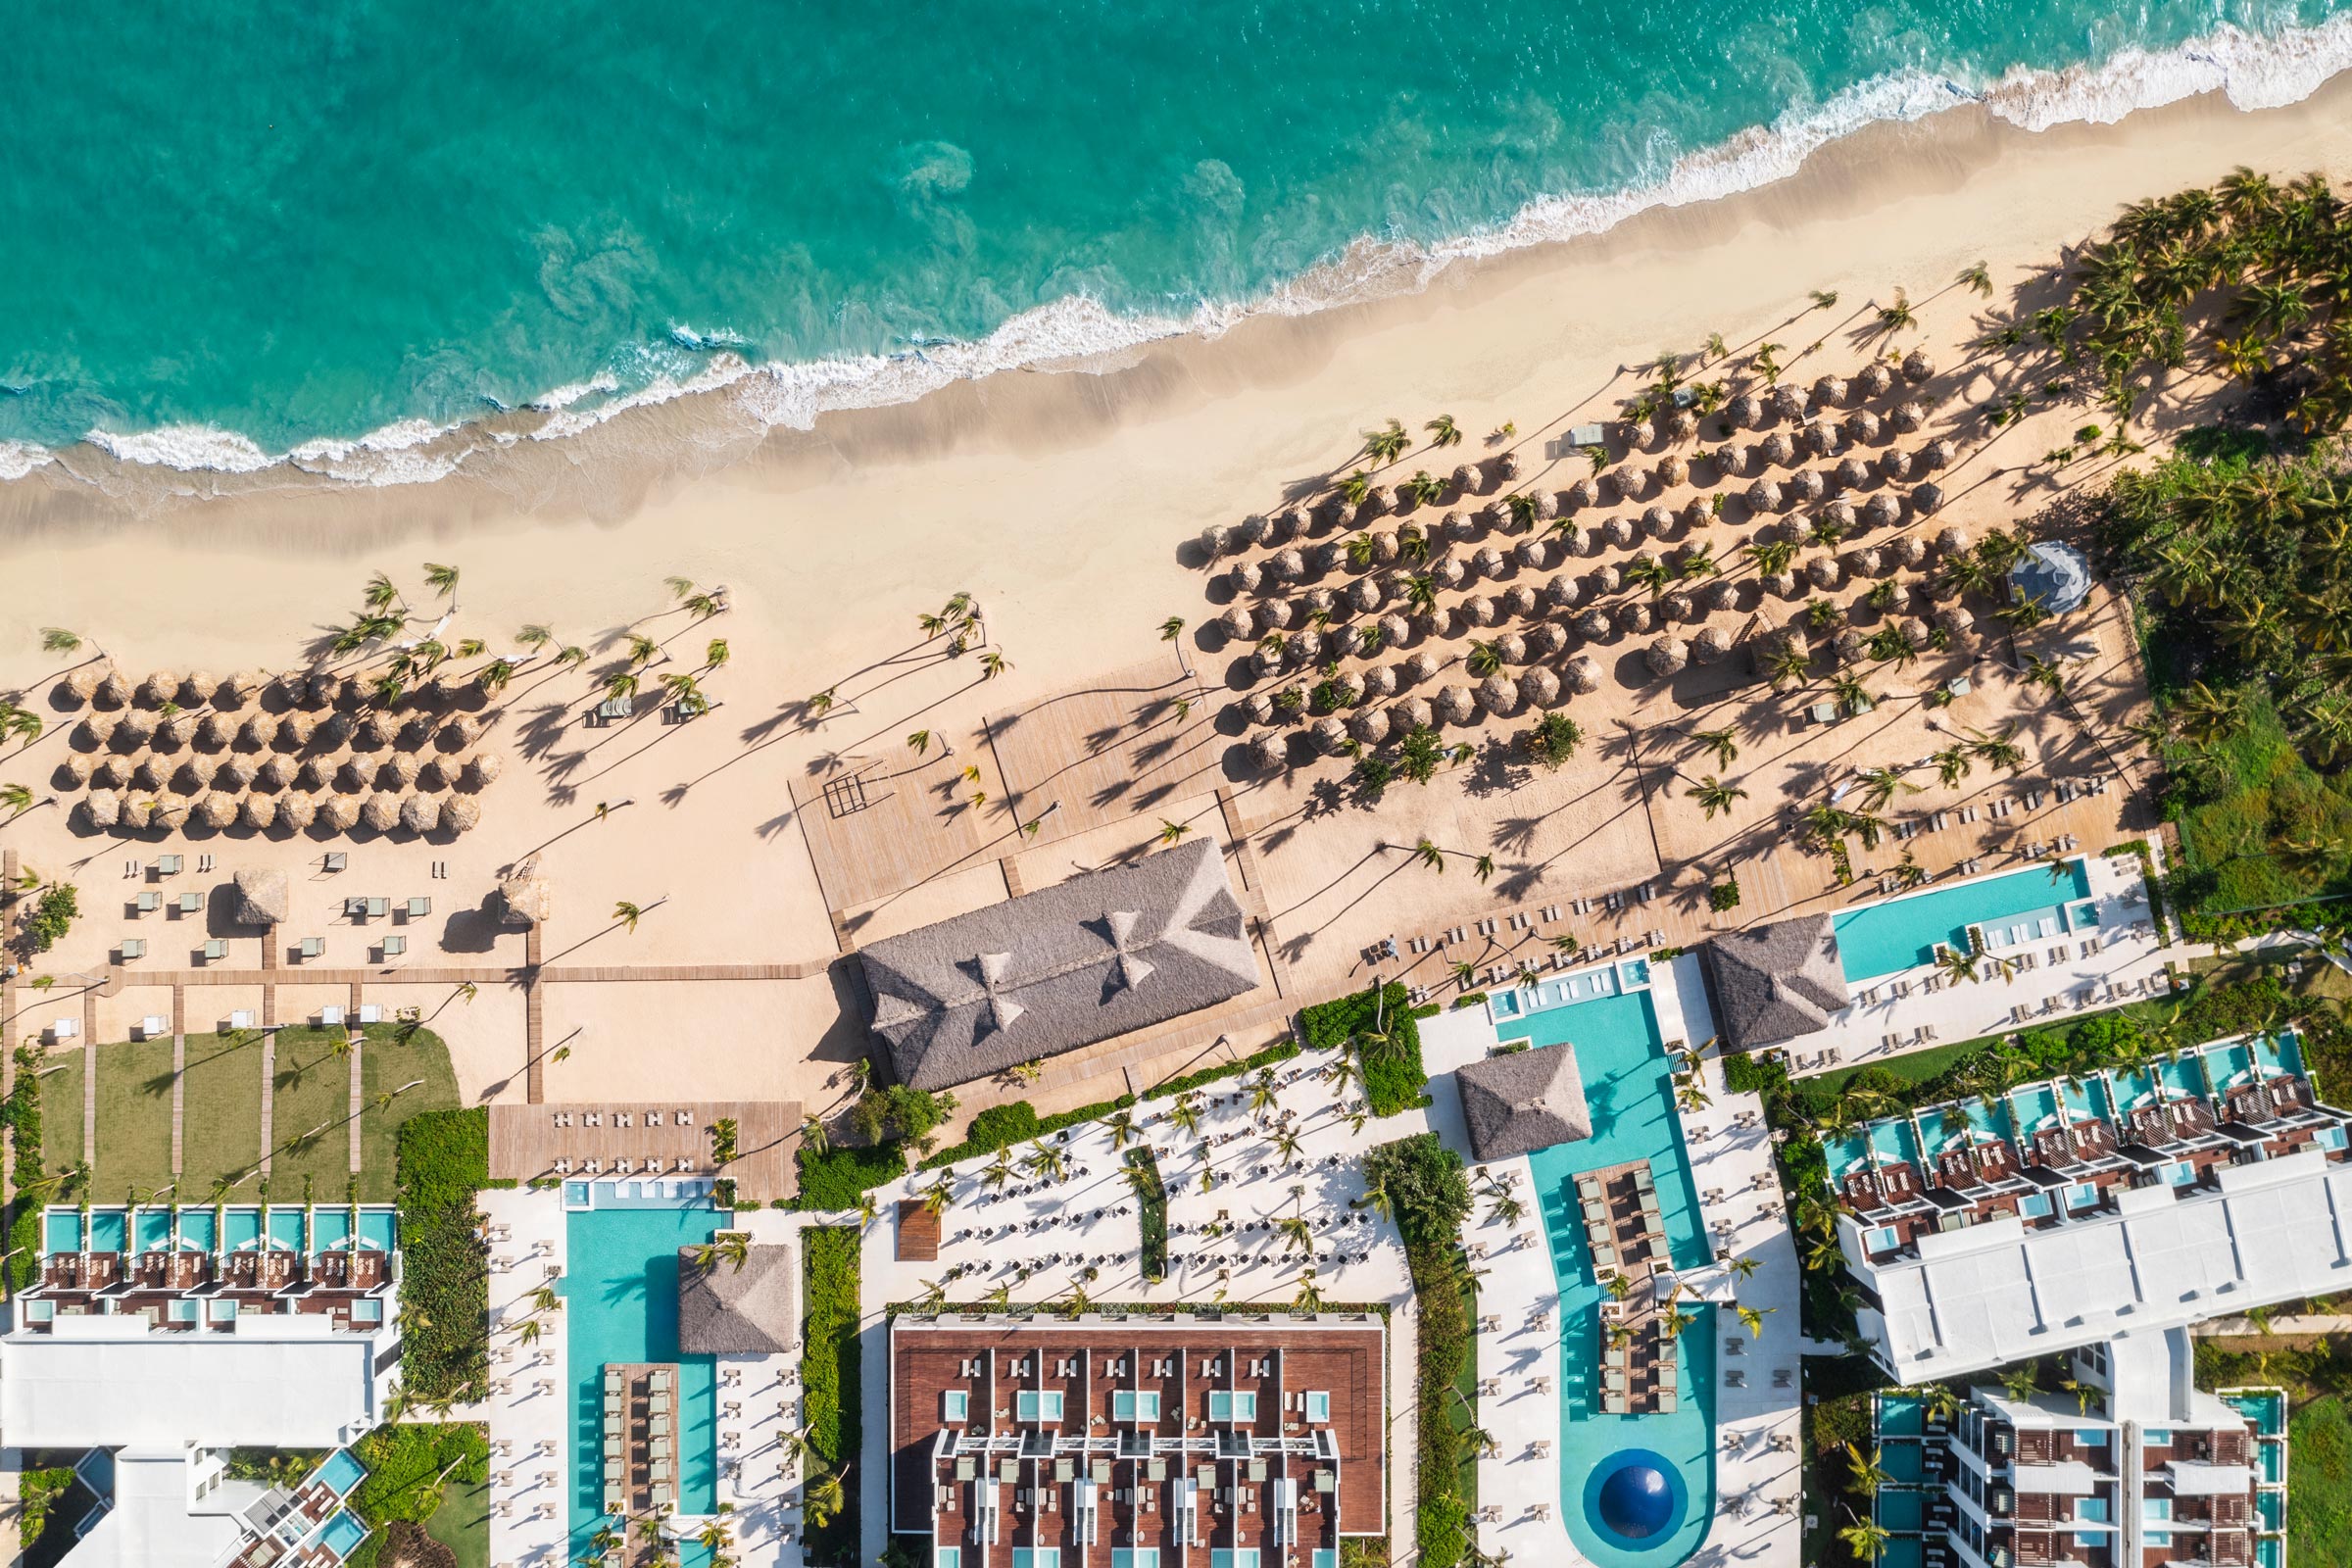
left=393, top=1109, right=489, bottom=1402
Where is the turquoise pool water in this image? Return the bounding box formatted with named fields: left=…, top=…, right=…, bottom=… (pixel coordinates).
left=563, top=1201, right=724, bottom=1565
left=317, top=1509, right=368, bottom=1560
left=1881, top=1541, right=1926, bottom=1568
left=1882, top=1442, right=1927, bottom=1484
left=2159, top=1056, right=2208, bottom=1102
left=314, top=1207, right=354, bottom=1251
left=2010, top=1085, right=2062, bottom=1137
left=42, top=1209, right=78, bottom=1256
left=2227, top=1390, right=2285, bottom=1436
left=1522, top=988, right=1715, bottom=1567
left=1875, top=1393, right=1926, bottom=1438
left=133, top=1208, right=172, bottom=1252
left=359, top=1207, right=398, bottom=1250
left=2259, top=1491, right=2283, bottom=1531
left=224, top=1206, right=262, bottom=1250
left=1877, top=1489, right=1927, bottom=1532
left=2205, top=1040, right=2258, bottom=1091
left=88, top=1208, right=127, bottom=1253
left=316, top=1448, right=367, bottom=1496
left=178, top=1208, right=217, bottom=1251
left=268, top=1207, right=307, bottom=1251
left=1832, top=862, right=2095, bottom=981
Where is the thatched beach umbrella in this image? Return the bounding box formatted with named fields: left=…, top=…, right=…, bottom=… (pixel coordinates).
left=1923, top=437, right=1957, bottom=470
left=1476, top=672, right=1518, bottom=716
left=97, top=668, right=131, bottom=708
left=339, top=760, right=375, bottom=795
left=382, top=753, right=422, bottom=790
left=1897, top=535, right=1930, bottom=568
left=1821, top=499, right=1858, bottom=535
left=81, top=791, right=122, bottom=830
left=1640, top=505, right=1674, bottom=541
left=1259, top=598, right=1296, bottom=632
left=1646, top=638, right=1690, bottom=679
left=57, top=752, right=91, bottom=788
left=234, top=713, right=270, bottom=751
left=1577, top=608, right=1613, bottom=640
left=276, top=712, right=316, bottom=752
left=1358, top=484, right=1393, bottom=519
left=1807, top=556, right=1845, bottom=591
left=1332, top=669, right=1366, bottom=707
left=159, top=713, right=196, bottom=751
left=1461, top=594, right=1497, bottom=628
left=1244, top=691, right=1278, bottom=727
left=1661, top=591, right=1694, bottom=623
left=1800, top=420, right=1837, bottom=458
left=222, top=669, right=268, bottom=708
left=1693, top=625, right=1733, bottom=664
left=1706, top=579, right=1739, bottom=612
left=93, top=756, right=129, bottom=790
left=1492, top=632, right=1526, bottom=666
left=294, top=757, right=332, bottom=793
left=1514, top=537, right=1549, bottom=572
left=1772, top=384, right=1809, bottom=423
left=151, top=797, right=190, bottom=832
left=1493, top=449, right=1522, bottom=483
left=1405, top=650, right=1443, bottom=685
left=1273, top=508, right=1305, bottom=543
left=198, top=711, right=236, bottom=750
left=179, top=671, right=219, bottom=710
left=1790, top=469, right=1826, bottom=503
left=1566, top=477, right=1598, bottom=511
left=1431, top=558, right=1467, bottom=592
left=1520, top=666, right=1561, bottom=709
left=1813, top=373, right=1849, bottom=409
left=1677, top=499, right=1710, bottom=534
left=1653, top=455, right=1688, bottom=489
left=1606, top=467, right=1644, bottom=505
left=119, top=796, right=155, bottom=831
left=1590, top=562, right=1623, bottom=596
left=1238, top=514, right=1272, bottom=549
left=1231, top=560, right=1263, bottom=597
left=1618, top=601, right=1655, bottom=635
left=1544, top=574, right=1583, bottom=610
left=1836, top=457, right=1871, bottom=492
left=1899, top=616, right=1932, bottom=652
left=1467, top=546, right=1501, bottom=581
left=1394, top=696, right=1436, bottom=732
left=1856, top=363, right=1893, bottom=400
left=1218, top=604, right=1254, bottom=642
left=1727, top=393, right=1762, bottom=429
left=1937, top=604, right=1978, bottom=641
left=462, top=752, right=502, bottom=791
left=1601, top=515, right=1636, bottom=550
left=73, top=715, right=108, bottom=750
left=216, top=758, right=254, bottom=793
left=1843, top=410, right=1883, bottom=445
left=1379, top=612, right=1413, bottom=649
left=1437, top=509, right=1469, bottom=543
left=1849, top=546, right=1885, bottom=578
left=1530, top=621, right=1569, bottom=658
left=1250, top=732, right=1290, bottom=771
left=1864, top=494, right=1903, bottom=529
left=241, top=794, right=278, bottom=831
left=361, top=793, right=400, bottom=833
left=1835, top=629, right=1868, bottom=665
left=1438, top=684, right=1478, bottom=724
left=398, top=793, right=439, bottom=835
left=1761, top=432, right=1794, bottom=468
left=1890, top=402, right=1926, bottom=435
left=1310, top=716, right=1348, bottom=755
left=1354, top=576, right=1389, bottom=614
left=318, top=795, right=359, bottom=831
left=130, top=758, right=168, bottom=794
left=1348, top=708, right=1391, bottom=746
left=1745, top=479, right=1783, bottom=514
left=1911, top=481, right=1945, bottom=515
left=1303, top=586, right=1339, bottom=619
left=195, top=791, right=236, bottom=830
left=1881, top=448, right=1915, bottom=484
left=1270, top=547, right=1305, bottom=582
left=114, top=711, right=156, bottom=750
left=1566, top=654, right=1603, bottom=694
left=1901, top=348, right=1936, bottom=383
left=64, top=665, right=104, bottom=706
left=1669, top=408, right=1699, bottom=443
left=279, top=793, right=318, bottom=831
left=1200, top=523, right=1233, bottom=558
left=1365, top=663, right=1401, bottom=701
left=182, top=755, right=219, bottom=791
left=140, top=670, right=181, bottom=709
left=1765, top=570, right=1801, bottom=599
left=1290, top=627, right=1327, bottom=663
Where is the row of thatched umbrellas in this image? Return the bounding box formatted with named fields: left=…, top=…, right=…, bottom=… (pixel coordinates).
left=71, top=706, right=485, bottom=755
left=1200, top=356, right=1944, bottom=556
left=59, top=748, right=499, bottom=795
left=77, top=789, right=480, bottom=835
left=60, top=662, right=495, bottom=714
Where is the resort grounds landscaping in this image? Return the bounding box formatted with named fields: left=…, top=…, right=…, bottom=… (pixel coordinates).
left=802, top=1224, right=861, bottom=1563
left=1363, top=1132, right=1475, bottom=1568
left=394, top=1107, right=491, bottom=1404
left=2198, top=1334, right=2352, bottom=1568
left=346, top=1420, right=491, bottom=1568
left=36, top=1021, right=461, bottom=1203
left=1300, top=984, right=1426, bottom=1116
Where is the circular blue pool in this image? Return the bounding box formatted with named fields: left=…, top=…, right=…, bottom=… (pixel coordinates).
left=1583, top=1447, right=1690, bottom=1549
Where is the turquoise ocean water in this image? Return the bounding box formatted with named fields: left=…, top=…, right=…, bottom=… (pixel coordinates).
left=2, top=1, right=2349, bottom=480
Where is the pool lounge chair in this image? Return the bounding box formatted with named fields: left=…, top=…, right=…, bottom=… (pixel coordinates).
left=1656, top=1388, right=1679, bottom=1413
left=1604, top=1391, right=1631, bottom=1414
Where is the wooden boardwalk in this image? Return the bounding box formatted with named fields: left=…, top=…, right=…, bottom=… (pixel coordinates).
left=487, top=1099, right=803, bottom=1200
left=981, top=651, right=1207, bottom=850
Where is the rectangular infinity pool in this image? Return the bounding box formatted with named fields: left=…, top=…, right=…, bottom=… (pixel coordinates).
left=1833, top=860, right=2095, bottom=981
left=563, top=1201, right=724, bottom=1567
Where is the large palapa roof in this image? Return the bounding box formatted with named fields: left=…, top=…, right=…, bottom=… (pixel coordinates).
left=1708, top=913, right=1851, bottom=1050
left=677, top=1242, right=797, bottom=1354
left=2009, top=540, right=2092, bottom=615
left=1456, top=1043, right=1592, bottom=1162
left=858, top=838, right=1258, bottom=1091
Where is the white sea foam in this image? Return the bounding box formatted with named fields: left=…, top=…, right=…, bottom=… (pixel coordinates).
left=29, top=14, right=2352, bottom=488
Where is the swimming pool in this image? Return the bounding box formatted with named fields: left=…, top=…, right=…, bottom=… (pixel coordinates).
left=134, top=1208, right=172, bottom=1253
left=224, top=1206, right=263, bottom=1250
left=316, top=1508, right=368, bottom=1560
left=268, top=1206, right=307, bottom=1251
left=358, top=1206, right=398, bottom=1250
left=314, top=1206, right=354, bottom=1252
left=314, top=1447, right=367, bottom=1497
left=88, top=1208, right=127, bottom=1253
left=178, top=1207, right=217, bottom=1251
left=42, top=1209, right=79, bottom=1256
left=563, top=1200, right=725, bottom=1566
left=1488, top=957, right=1652, bottom=1025
left=1831, top=861, right=2096, bottom=982
left=1521, top=986, right=1715, bottom=1567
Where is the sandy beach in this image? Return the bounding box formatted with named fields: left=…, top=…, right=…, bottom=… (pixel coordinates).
left=6, top=78, right=2350, bottom=1129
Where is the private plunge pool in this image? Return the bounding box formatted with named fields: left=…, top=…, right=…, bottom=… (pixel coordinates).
left=1832, top=859, right=2097, bottom=983
left=1520, top=983, right=1716, bottom=1567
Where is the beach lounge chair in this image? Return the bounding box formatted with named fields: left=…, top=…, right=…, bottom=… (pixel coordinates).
left=323, top=852, right=348, bottom=872
left=202, top=939, right=227, bottom=961
left=1605, top=1392, right=1631, bottom=1414
left=156, top=855, right=183, bottom=876
left=299, top=937, right=323, bottom=959
left=1605, top=1369, right=1628, bottom=1392
left=406, top=896, right=431, bottom=918
left=1657, top=1388, right=1679, bottom=1413
left=135, top=891, right=161, bottom=913
left=120, top=939, right=146, bottom=960
left=380, top=935, right=407, bottom=957
left=175, top=891, right=202, bottom=914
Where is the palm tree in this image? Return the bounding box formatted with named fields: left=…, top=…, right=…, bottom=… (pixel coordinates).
left=1426, top=415, right=1463, bottom=447
left=1735, top=1303, right=1776, bottom=1338
left=1167, top=1091, right=1204, bottom=1139
left=1415, top=839, right=1446, bottom=873
left=1965, top=724, right=2028, bottom=772
left=1247, top=1068, right=1282, bottom=1117
left=1689, top=726, right=1740, bottom=768
left=612, top=901, right=645, bottom=933
left=1854, top=766, right=1919, bottom=811
left=0, top=783, right=33, bottom=819
left=1689, top=775, right=1748, bottom=819
left=1935, top=946, right=1982, bottom=986
left=1839, top=1511, right=1893, bottom=1563
left=1932, top=745, right=1973, bottom=788
left=1847, top=1443, right=1891, bottom=1493
left=802, top=1466, right=846, bottom=1529
left=39, top=626, right=83, bottom=656
left=980, top=651, right=1010, bottom=679
left=688, top=1233, right=752, bottom=1274
left=423, top=562, right=460, bottom=601
left=1956, top=261, right=1993, bottom=297
left=1363, top=419, right=1410, bottom=463
left=703, top=638, right=729, bottom=669
left=1467, top=640, right=1503, bottom=677
left=1876, top=290, right=1917, bottom=338
left=1105, top=1108, right=1139, bottom=1149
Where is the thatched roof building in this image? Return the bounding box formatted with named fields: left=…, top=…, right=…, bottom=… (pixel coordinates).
left=858, top=839, right=1258, bottom=1093
left=1705, top=914, right=1852, bottom=1051
left=677, top=1242, right=798, bottom=1354
left=1457, top=1043, right=1592, bottom=1163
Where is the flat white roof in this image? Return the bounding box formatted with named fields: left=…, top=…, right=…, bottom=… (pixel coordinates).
left=59, top=1450, right=242, bottom=1568
left=1857, top=1149, right=2352, bottom=1379
left=0, top=1323, right=385, bottom=1447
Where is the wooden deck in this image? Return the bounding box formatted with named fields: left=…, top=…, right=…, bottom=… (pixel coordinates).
left=982, top=651, right=1211, bottom=849
left=487, top=1099, right=802, bottom=1200
left=788, top=742, right=1012, bottom=916
left=896, top=1200, right=941, bottom=1262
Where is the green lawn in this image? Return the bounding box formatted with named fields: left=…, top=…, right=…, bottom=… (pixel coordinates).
left=269, top=1026, right=360, bottom=1200
left=2294, top=1395, right=2352, bottom=1568
left=91, top=1040, right=176, bottom=1201
left=422, top=1471, right=489, bottom=1568
left=37, top=1053, right=83, bottom=1184
left=2168, top=685, right=2352, bottom=922
left=179, top=1029, right=267, bottom=1196
left=356, top=1024, right=463, bottom=1201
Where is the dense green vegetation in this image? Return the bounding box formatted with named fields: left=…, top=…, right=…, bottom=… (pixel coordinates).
left=1127, top=1147, right=1168, bottom=1280
left=802, top=1226, right=861, bottom=1565
left=344, top=1422, right=489, bottom=1568
left=7, top=1045, right=49, bottom=1291
left=393, top=1109, right=489, bottom=1403
left=1299, top=984, right=1426, bottom=1115
left=1140, top=1036, right=1301, bottom=1100
left=16, top=1465, right=74, bottom=1549
left=1362, top=1133, right=1474, bottom=1568
left=795, top=1141, right=907, bottom=1212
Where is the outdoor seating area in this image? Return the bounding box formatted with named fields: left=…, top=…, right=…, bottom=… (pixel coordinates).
left=1580, top=1160, right=1681, bottom=1414
left=602, top=1362, right=681, bottom=1515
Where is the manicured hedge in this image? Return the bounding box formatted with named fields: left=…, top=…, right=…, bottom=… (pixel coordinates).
left=803, top=1226, right=862, bottom=1564
left=393, top=1109, right=489, bottom=1402
left=1127, top=1148, right=1168, bottom=1281
left=795, top=1142, right=906, bottom=1211
left=1300, top=983, right=1426, bottom=1115
left=343, top=1421, right=487, bottom=1568
left=1364, top=1133, right=1474, bottom=1568
left=6, top=1045, right=46, bottom=1292
left=1142, top=1038, right=1300, bottom=1101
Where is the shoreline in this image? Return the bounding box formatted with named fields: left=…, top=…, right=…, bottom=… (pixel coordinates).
left=6, top=14, right=2352, bottom=514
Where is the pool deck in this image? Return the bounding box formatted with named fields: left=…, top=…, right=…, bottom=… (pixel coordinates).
left=475, top=1188, right=804, bottom=1568
left=1783, top=848, right=2176, bottom=1078
left=1427, top=955, right=1803, bottom=1568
